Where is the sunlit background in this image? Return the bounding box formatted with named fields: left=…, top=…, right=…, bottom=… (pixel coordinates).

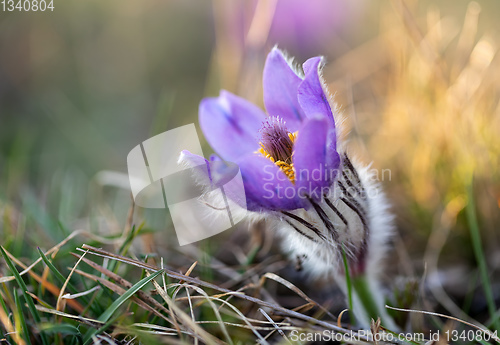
left=1, top=0, right=499, bottom=341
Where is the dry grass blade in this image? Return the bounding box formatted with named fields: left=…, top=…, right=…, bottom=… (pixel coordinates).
left=62, top=286, right=101, bottom=300
left=291, top=302, right=315, bottom=314
left=386, top=305, right=500, bottom=343
left=423, top=204, right=478, bottom=325
left=26, top=291, right=51, bottom=309
left=80, top=244, right=358, bottom=337
left=338, top=309, right=349, bottom=329
left=71, top=253, right=176, bottom=324
left=56, top=249, right=88, bottom=311
left=0, top=247, right=85, bottom=313
left=259, top=308, right=291, bottom=344
left=148, top=275, right=225, bottom=345
left=185, top=261, right=197, bottom=277
left=0, top=230, right=86, bottom=284
left=261, top=272, right=337, bottom=320
left=171, top=261, right=198, bottom=299
left=0, top=229, right=123, bottom=284
left=71, top=267, right=174, bottom=326
left=196, top=321, right=298, bottom=332
left=0, top=299, right=25, bottom=345
left=35, top=305, right=104, bottom=329
left=174, top=283, right=233, bottom=345
left=36, top=304, right=155, bottom=341
left=132, top=323, right=193, bottom=336
left=183, top=285, right=198, bottom=345
left=171, top=287, right=295, bottom=333
left=135, top=319, right=299, bottom=336
left=179, top=283, right=268, bottom=344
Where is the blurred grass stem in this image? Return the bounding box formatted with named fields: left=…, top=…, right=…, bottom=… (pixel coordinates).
left=466, top=180, right=500, bottom=331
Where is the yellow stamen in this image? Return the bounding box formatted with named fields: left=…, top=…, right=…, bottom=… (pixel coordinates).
left=256, top=131, right=298, bottom=183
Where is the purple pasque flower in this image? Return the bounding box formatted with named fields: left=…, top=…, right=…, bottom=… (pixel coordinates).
left=187, top=47, right=340, bottom=213
left=181, top=48, right=396, bottom=328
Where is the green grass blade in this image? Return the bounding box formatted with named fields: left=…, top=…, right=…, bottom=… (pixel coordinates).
left=117, top=224, right=140, bottom=256
left=0, top=290, right=10, bottom=319
left=40, top=323, right=83, bottom=344
left=0, top=246, right=49, bottom=345
left=486, top=309, right=500, bottom=329
left=37, top=247, right=75, bottom=289
left=466, top=182, right=500, bottom=331
left=108, top=224, right=142, bottom=273
left=36, top=247, right=94, bottom=311
left=352, top=276, right=380, bottom=322
left=0, top=291, right=11, bottom=343
left=83, top=269, right=164, bottom=344
left=14, top=288, right=32, bottom=345
left=98, top=269, right=164, bottom=322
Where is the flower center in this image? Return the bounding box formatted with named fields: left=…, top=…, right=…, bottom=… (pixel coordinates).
left=257, top=116, right=297, bottom=182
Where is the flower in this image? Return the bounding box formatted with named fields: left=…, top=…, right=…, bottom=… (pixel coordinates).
left=226, top=0, right=366, bottom=56
left=267, top=0, right=366, bottom=55
left=180, top=47, right=396, bottom=328
left=188, top=47, right=340, bottom=212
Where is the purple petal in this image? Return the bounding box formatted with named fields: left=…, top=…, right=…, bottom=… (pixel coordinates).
left=326, top=129, right=340, bottom=170
left=263, top=47, right=305, bottom=132
left=209, top=159, right=248, bottom=209
left=179, top=151, right=247, bottom=209
left=297, top=57, right=334, bottom=125
left=209, top=159, right=240, bottom=189
left=178, top=151, right=247, bottom=190
left=238, top=154, right=306, bottom=211
left=178, top=150, right=212, bottom=186
left=199, top=90, right=267, bottom=161
left=293, top=117, right=335, bottom=200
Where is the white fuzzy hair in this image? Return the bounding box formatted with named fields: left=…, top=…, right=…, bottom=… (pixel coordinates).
left=178, top=49, right=396, bottom=328
left=271, top=153, right=396, bottom=328
left=178, top=150, right=396, bottom=328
